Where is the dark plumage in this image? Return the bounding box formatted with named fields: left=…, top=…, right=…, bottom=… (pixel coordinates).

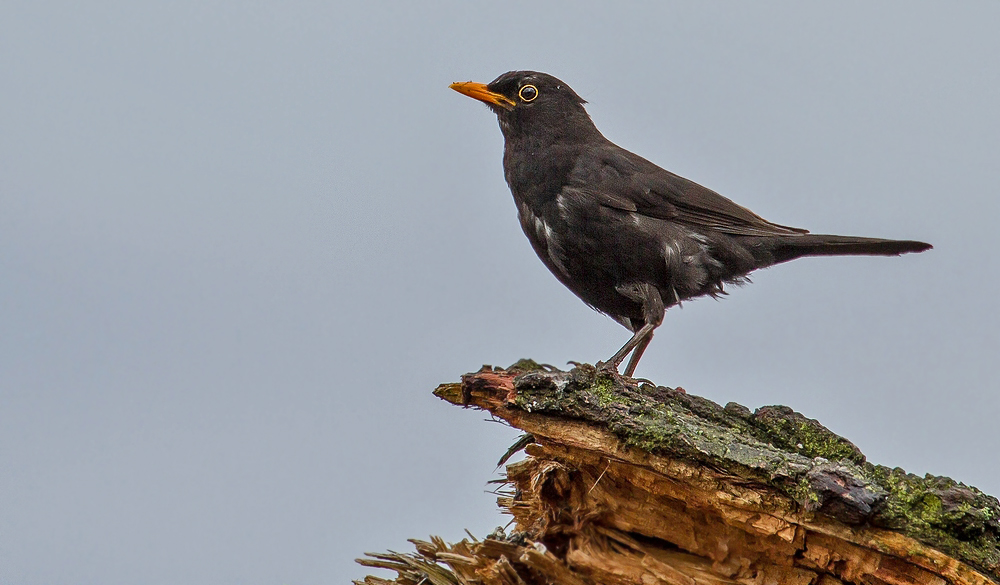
left=450, top=71, right=931, bottom=376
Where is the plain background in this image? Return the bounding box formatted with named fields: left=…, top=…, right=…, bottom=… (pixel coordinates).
left=2, top=2, right=998, bottom=583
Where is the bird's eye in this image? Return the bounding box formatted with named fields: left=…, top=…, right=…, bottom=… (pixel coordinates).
left=518, top=85, right=538, bottom=102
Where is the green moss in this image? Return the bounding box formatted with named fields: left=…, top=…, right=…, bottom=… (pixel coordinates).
left=749, top=406, right=865, bottom=465
left=592, top=374, right=624, bottom=408
left=619, top=412, right=681, bottom=452
left=862, top=465, right=1000, bottom=571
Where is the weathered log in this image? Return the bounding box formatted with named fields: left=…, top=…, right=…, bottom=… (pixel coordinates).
left=356, top=361, right=999, bottom=585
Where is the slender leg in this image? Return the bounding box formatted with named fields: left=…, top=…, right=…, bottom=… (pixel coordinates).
left=602, top=282, right=665, bottom=375
left=603, top=322, right=655, bottom=371
left=623, top=331, right=653, bottom=377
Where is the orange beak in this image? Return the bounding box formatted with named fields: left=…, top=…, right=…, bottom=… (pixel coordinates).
left=449, top=81, right=516, bottom=109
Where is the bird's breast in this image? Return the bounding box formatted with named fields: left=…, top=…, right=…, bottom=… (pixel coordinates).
left=503, top=141, right=579, bottom=207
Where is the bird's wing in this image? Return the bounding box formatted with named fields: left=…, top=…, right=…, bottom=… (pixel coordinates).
left=571, top=145, right=808, bottom=237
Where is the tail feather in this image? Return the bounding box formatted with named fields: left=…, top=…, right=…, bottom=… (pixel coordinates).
left=770, top=234, right=932, bottom=264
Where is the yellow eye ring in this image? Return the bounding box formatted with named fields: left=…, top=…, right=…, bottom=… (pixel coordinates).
left=518, top=84, right=538, bottom=102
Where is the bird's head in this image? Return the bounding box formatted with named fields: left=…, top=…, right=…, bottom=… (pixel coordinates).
left=450, top=71, right=599, bottom=142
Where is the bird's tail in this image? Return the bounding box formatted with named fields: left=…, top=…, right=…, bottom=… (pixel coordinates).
left=769, top=234, right=932, bottom=265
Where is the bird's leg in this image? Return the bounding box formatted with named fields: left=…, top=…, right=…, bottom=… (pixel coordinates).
left=623, top=332, right=653, bottom=377
left=601, top=283, right=665, bottom=375
left=603, top=322, right=656, bottom=372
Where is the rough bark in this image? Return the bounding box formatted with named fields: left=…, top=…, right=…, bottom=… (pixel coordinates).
left=356, top=361, right=1000, bottom=585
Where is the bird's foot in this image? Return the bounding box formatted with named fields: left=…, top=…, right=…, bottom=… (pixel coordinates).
left=595, top=361, right=641, bottom=387
left=594, top=360, right=622, bottom=375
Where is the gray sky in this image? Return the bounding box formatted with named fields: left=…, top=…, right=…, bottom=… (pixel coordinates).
left=2, top=2, right=998, bottom=584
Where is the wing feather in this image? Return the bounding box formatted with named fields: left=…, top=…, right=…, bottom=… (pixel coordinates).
left=569, top=144, right=807, bottom=237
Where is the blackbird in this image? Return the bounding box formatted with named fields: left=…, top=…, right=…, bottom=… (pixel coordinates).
left=450, top=71, right=931, bottom=377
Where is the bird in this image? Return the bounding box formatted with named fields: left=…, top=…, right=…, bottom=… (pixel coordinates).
left=449, top=71, right=931, bottom=377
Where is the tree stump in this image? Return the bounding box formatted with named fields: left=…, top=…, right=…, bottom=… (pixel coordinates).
left=356, top=361, right=999, bottom=585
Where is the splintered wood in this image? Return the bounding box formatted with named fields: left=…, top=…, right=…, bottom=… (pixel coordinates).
left=356, top=366, right=998, bottom=585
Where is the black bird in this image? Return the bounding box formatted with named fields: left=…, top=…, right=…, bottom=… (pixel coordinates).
left=450, top=71, right=931, bottom=377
